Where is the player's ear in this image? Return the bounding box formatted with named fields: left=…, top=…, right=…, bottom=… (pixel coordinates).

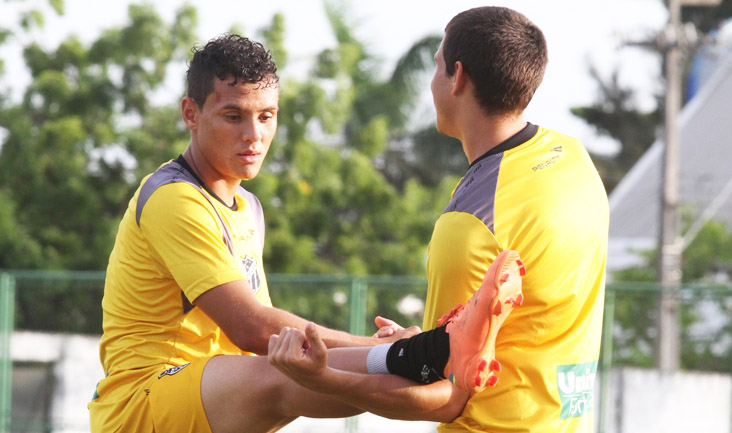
left=181, top=97, right=200, bottom=130
left=450, top=60, right=468, bottom=96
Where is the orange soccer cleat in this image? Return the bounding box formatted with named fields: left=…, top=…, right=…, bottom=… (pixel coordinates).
left=441, top=250, right=525, bottom=393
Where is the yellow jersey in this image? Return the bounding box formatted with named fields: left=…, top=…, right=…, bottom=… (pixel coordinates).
left=424, top=124, right=608, bottom=433
left=89, top=158, right=270, bottom=432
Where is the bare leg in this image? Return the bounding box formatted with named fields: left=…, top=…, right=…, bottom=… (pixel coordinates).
left=201, top=344, right=466, bottom=433
left=201, top=355, right=362, bottom=433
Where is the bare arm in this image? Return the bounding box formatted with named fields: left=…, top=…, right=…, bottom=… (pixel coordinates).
left=268, top=323, right=469, bottom=423
left=194, top=280, right=417, bottom=355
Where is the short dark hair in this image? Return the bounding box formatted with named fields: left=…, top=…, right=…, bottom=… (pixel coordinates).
left=443, top=7, right=547, bottom=115
left=186, top=34, right=279, bottom=107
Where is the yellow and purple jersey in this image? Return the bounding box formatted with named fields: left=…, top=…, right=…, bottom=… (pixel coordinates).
left=424, top=124, right=609, bottom=433
left=89, top=158, right=270, bottom=432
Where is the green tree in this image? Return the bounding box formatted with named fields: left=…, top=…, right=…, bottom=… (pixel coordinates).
left=1, top=1, right=462, bottom=331
left=0, top=1, right=455, bottom=275
left=226, top=3, right=461, bottom=325
left=0, top=3, right=197, bottom=270
left=249, top=2, right=457, bottom=277
left=570, top=66, right=662, bottom=193
left=611, top=221, right=732, bottom=372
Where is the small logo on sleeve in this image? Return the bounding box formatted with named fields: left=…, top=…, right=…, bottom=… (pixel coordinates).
left=241, top=256, right=261, bottom=294
left=158, top=363, right=190, bottom=379
left=556, top=361, right=597, bottom=419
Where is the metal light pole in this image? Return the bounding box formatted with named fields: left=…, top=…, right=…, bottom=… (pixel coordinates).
left=656, top=0, right=684, bottom=373
left=656, top=0, right=720, bottom=373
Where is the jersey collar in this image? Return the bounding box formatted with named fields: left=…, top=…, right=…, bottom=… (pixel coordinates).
left=469, top=122, right=539, bottom=168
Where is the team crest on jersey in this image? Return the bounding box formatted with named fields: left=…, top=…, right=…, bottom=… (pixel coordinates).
left=158, top=363, right=190, bottom=379
left=241, top=256, right=261, bottom=294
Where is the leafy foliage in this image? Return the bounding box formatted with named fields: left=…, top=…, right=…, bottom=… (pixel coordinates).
left=570, top=66, right=662, bottom=193
left=611, top=221, right=732, bottom=372
left=0, top=2, right=197, bottom=270
left=0, top=0, right=466, bottom=332
left=245, top=6, right=459, bottom=276
left=0, top=1, right=465, bottom=283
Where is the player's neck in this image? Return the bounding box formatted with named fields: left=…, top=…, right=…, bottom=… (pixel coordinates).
left=181, top=148, right=238, bottom=207
left=460, top=114, right=526, bottom=164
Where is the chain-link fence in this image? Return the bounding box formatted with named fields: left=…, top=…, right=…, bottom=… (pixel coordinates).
left=1, top=271, right=731, bottom=432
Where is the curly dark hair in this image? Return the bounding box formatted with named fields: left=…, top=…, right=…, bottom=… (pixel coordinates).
left=186, top=34, right=279, bottom=107
left=443, top=7, right=547, bottom=116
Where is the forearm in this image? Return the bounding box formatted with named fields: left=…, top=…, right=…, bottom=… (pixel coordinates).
left=196, top=281, right=381, bottom=354
left=268, top=323, right=468, bottom=422
left=240, top=306, right=379, bottom=352
left=312, top=367, right=467, bottom=422
left=314, top=323, right=380, bottom=348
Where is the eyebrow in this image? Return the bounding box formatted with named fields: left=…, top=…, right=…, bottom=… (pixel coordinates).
left=221, top=104, right=278, bottom=112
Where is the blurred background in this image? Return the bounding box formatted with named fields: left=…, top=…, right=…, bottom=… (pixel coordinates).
left=1, top=0, right=732, bottom=432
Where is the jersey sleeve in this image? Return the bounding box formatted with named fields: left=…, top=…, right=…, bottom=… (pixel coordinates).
left=422, top=212, right=503, bottom=330
left=138, top=183, right=245, bottom=303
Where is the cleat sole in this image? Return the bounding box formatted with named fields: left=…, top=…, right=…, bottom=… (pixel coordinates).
left=490, top=359, right=501, bottom=372
left=443, top=250, right=525, bottom=393
left=487, top=375, right=499, bottom=387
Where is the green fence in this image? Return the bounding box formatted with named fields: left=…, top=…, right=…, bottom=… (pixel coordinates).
left=1, top=270, right=731, bottom=432
left=0, top=274, right=13, bottom=433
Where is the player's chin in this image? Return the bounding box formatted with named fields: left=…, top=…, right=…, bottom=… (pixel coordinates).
left=238, top=165, right=264, bottom=181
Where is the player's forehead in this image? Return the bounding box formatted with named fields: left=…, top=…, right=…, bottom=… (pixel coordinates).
left=206, top=77, right=280, bottom=110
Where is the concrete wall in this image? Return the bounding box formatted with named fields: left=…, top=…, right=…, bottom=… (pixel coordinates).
left=603, top=367, right=731, bottom=433
left=11, top=331, right=103, bottom=433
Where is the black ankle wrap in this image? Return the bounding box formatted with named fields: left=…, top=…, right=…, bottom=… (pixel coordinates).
left=385, top=325, right=450, bottom=384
